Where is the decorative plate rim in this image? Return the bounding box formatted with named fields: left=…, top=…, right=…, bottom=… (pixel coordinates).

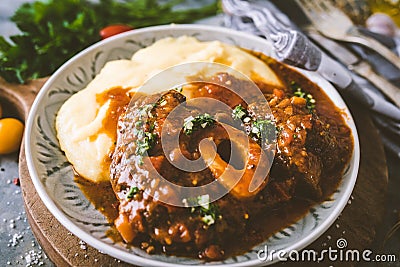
left=25, top=24, right=360, bottom=267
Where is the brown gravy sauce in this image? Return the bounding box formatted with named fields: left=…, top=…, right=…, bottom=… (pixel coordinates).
left=90, top=86, right=132, bottom=175
left=93, top=86, right=131, bottom=141
left=75, top=174, right=314, bottom=256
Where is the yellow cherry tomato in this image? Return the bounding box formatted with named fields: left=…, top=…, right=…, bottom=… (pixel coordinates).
left=0, top=118, right=24, bottom=154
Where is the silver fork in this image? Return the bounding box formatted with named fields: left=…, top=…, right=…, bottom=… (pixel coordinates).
left=296, top=0, right=400, bottom=70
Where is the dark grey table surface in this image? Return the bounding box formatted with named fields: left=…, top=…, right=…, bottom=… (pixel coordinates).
left=0, top=153, right=53, bottom=266
left=1, top=2, right=51, bottom=263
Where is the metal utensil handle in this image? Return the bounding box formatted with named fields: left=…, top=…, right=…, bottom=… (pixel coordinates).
left=354, top=61, right=400, bottom=107
left=317, top=53, right=353, bottom=88
left=346, top=28, right=400, bottom=70
left=273, top=30, right=322, bottom=71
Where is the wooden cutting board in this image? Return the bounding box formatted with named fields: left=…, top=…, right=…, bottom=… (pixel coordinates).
left=0, top=77, right=388, bottom=266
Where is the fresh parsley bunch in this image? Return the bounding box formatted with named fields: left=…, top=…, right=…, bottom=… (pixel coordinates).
left=0, top=0, right=218, bottom=84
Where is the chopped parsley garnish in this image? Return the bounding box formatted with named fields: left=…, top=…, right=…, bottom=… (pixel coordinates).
left=158, top=98, right=167, bottom=107
left=199, top=201, right=220, bottom=226
left=232, top=105, right=278, bottom=143
left=290, top=81, right=316, bottom=112
left=232, top=104, right=247, bottom=120
left=250, top=119, right=278, bottom=147
left=126, top=186, right=139, bottom=200
left=243, top=117, right=251, bottom=123
left=174, top=86, right=183, bottom=93
left=196, top=194, right=211, bottom=210
left=202, top=214, right=216, bottom=226
left=138, top=104, right=155, bottom=118
left=183, top=113, right=215, bottom=135
left=251, top=119, right=275, bottom=140
left=306, top=94, right=316, bottom=111
left=134, top=104, right=157, bottom=164
left=135, top=132, right=157, bottom=157
left=182, top=194, right=221, bottom=226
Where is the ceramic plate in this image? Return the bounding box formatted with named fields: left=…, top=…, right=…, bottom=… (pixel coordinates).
left=25, top=24, right=360, bottom=266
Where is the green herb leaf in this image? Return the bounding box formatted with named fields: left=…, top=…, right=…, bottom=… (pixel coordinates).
left=126, top=186, right=139, bottom=199
left=199, top=201, right=220, bottom=226
left=158, top=98, right=167, bottom=107
left=0, top=0, right=218, bottom=84
left=135, top=132, right=157, bottom=156
left=201, top=214, right=215, bottom=226
left=290, top=81, right=316, bottom=112
left=182, top=194, right=221, bottom=226
left=183, top=113, right=215, bottom=135
left=174, top=86, right=183, bottom=93
left=134, top=103, right=158, bottom=164
left=138, top=104, right=155, bottom=119
left=251, top=119, right=276, bottom=140
left=232, top=104, right=247, bottom=121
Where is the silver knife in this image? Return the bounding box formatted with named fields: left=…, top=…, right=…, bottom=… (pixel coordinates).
left=307, top=29, right=400, bottom=108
